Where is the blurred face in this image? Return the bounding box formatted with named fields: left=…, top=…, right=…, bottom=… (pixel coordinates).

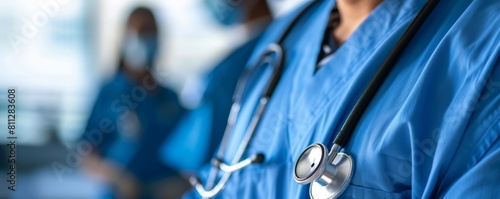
left=122, top=11, right=159, bottom=72
left=204, top=0, right=257, bottom=26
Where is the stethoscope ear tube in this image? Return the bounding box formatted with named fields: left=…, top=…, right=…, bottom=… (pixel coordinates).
left=261, top=44, right=284, bottom=98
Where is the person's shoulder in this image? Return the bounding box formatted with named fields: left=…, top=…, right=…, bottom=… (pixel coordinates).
left=260, top=2, right=312, bottom=40
left=220, top=36, right=261, bottom=65
left=94, top=71, right=130, bottom=97
left=103, top=70, right=130, bottom=88
left=453, top=0, right=500, bottom=30
left=448, top=0, right=500, bottom=57
left=433, top=0, right=499, bottom=58
left=242, top=2, right=316, bottom=67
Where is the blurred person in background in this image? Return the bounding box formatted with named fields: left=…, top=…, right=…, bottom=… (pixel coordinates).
left=160, top=0, right=273, bottom=176
left=81, top=6, right=189, bottom=199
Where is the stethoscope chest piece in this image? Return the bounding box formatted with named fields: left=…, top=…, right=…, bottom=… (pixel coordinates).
left=294, top=143, right=353, bottom=199
left=310, top=152, right=352, bottom=199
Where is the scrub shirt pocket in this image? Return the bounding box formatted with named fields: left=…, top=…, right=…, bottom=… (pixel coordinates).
left=217, top=161, right=296, bottom=199
left=342, top=184, right=412, bottom=199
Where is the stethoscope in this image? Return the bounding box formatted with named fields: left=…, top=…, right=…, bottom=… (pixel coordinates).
left=190, top=0, right=439, bottom=198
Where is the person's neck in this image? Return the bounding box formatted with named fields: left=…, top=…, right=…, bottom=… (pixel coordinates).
left=243, top=16, right=272, bottom=38
left=246, top=1, right=273, bottom=24
left=238, top=3, right=272, bottom=40
left=334, top=0, right=382, bottom=44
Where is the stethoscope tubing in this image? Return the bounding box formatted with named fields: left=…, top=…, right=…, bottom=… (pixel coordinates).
left=333, top=0, right=440, bottom=149
left=202, top=43, right=284, bottom=195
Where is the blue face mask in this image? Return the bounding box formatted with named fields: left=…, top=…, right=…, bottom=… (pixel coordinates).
left=204, top=0, right=256, bottom=26
left=122, top=30, right=158, bottom=70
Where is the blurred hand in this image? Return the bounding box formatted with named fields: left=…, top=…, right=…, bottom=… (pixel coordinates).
left=82, top=154, right=141, bottom=199
left=153, top=175, right=191, bottom=199
left=113, top=171, right=141, bottom=199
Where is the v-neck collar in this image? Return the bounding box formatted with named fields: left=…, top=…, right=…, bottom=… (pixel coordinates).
left=283, top=0, right=427, bottom=151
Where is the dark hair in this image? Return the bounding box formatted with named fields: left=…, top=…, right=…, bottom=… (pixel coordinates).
left=126, top=7, right=159, bottom=34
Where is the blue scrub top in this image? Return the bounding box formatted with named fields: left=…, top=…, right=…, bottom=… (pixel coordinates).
left=160, top=35, right=263, bottom=171
left=186, top=0, right=500, bottom=198
left=82, top=70, right=185, bottom=184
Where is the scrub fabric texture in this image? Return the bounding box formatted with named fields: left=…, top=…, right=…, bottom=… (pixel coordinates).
left=186, top=0, right=500, bottom=198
